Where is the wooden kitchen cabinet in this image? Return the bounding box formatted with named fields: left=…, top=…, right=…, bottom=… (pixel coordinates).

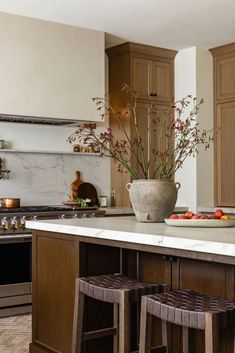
left=216, top=55, right=235, bottom=101
left=132, top=57, right=171, bottom=102
left=138, top=252, right=235, bottom=353
left=30, top=228, right=235, bottom=353
left=171, top=257, right=235, bottom=353
left=216, top=102, right=235, bottom=205
left=133, top=102, right=169, bottom=178
left=210, top=43, right=235, bottom=206
left=106, top=42, right=177, bottom=206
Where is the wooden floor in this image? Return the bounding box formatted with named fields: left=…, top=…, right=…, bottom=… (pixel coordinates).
left=0, top=314, right=31, bottom=353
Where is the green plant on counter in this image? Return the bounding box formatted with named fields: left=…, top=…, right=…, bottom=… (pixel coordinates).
left=74, top=198, right=88, bottom=207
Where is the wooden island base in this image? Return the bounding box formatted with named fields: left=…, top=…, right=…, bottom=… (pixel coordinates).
left=29, top=229, right=235, bottom=353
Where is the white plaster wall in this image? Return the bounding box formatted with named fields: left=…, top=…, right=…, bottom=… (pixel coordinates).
left=196, top=48, right=214, bottom=207
left=175, top=47, right=197, bottom=212
left=175, top=47, right=214, bottom=211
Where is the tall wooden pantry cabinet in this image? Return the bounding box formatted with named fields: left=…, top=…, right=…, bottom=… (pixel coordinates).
left=106, top=42, right=177, bottom=207
left=210, top=43, right=235, bottom=206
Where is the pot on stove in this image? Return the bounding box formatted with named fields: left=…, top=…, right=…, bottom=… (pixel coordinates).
left=0, top=198, right=20, bottom=208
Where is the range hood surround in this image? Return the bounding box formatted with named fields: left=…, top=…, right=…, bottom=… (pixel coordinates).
left=0, top=13, right=105, bottom=124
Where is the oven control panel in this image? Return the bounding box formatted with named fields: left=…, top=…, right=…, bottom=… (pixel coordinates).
left=0, top=216, right=30, bottom=234
left=0, top=209, right=105, bottom=235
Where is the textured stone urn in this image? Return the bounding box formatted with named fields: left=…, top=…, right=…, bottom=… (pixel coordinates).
left=126, top=179, right=181, bottom=222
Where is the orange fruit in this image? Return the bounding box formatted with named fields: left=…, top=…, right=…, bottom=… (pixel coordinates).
left=220, top=215, right=230, bottom=220
left=214, top=209, right=224, bottom=218
left=185, top=211, right=194, bottom=219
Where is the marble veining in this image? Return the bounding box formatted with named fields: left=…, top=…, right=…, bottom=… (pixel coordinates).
left=26, top=216, right=235, bottom=258
left=0, top=151, right=110, bottom=205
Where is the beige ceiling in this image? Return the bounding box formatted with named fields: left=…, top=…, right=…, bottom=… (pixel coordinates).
left=0, top=0, right=234, bottom=50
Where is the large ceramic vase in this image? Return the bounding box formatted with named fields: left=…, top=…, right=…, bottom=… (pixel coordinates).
left=126, top=179, right=181, bottom=222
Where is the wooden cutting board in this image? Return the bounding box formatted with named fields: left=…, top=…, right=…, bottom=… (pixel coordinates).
left=70, top=171, right=84, bottom=200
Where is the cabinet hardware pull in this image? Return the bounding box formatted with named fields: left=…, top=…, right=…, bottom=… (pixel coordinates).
left=163, top=255, right=176, bottom=262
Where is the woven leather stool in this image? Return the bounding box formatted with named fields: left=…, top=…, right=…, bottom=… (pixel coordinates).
left=71, top=273, right=167, bottom=353
left=139, top=289, right=235, bottom=353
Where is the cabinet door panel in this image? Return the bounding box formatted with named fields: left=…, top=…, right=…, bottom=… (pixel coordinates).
left=132, top=102, right=149, bottom=178
left=216, top=102, right=235, bottom=206
left=173, top=258, right=234, bottom=353
left=217, top=56, right=235, bottom=100
left=132, top=58, right=150, bottom=100
left=139, top=252, right=171, bottom=349
left=150, top=104, right=171, bottom=178
left=110, top=112, right=132, bottom=207
left=151, top=61, right=171, bottom=102
left=132, top=103, right=171, bottom=179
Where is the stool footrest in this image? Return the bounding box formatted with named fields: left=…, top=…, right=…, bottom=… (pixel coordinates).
left=150, top=346, right=167, bottom=353
left=82, top=327, right=117, bottom=341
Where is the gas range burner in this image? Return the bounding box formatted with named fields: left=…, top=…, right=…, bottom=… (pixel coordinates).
left=0, top=205, right=65, bottom=213
left=0, top=205, right=97, bottom=213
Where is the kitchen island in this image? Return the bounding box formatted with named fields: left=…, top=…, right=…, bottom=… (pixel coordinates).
left=26, top=216, right=235, bottom=353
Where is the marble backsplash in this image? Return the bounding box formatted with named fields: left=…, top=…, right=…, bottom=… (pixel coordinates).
left=0, top=152, right=111, bottom=206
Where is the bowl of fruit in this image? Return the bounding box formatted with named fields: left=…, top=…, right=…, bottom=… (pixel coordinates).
left=165, top=209, right=235, bottom=227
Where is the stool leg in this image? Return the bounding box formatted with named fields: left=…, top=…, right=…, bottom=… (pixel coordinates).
left=162, top=320, right=172, bottom=353
left=205, top=313, right=219, bottom=353
left=233, top=328, right=235, bottom=353
left=139, top=296, right=152, bottom=353
left=182, top=327, right=189, bottom=353
left=119, top=291, right=131, bottom=353
left=113, top=303, right=119, bottom=353
left=71, top=279, right=85, bottom=353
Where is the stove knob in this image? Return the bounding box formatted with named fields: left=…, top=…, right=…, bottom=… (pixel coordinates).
left=13, top=217, right=21, bottom=230
left=20, top=216, right=26, bottom=229
left=11, top=216, right=17, bottom=230
left=31, top=215, right=38, bottom=221
left=81, top=213, right=87, bottom=218
left=91, top=213, right=96, bottom=218
left=2, top=217, right=11, bottom=230
left=59, top=214, right=65, bottom=220
left=0, top=218, right=5, bottom=231
left=73, top=214, right=78, bottom=219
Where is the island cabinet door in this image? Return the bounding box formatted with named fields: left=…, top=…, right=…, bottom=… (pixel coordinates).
left=30, top=231, right=80, bottom=353
left=138, top=252, right=172, bottom=349
left=172, top=257, right=235, bottom=353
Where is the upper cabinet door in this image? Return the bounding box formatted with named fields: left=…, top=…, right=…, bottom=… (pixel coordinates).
left=132, top=57, right=171, bottom=102
left=132, top=58, right=150, bottom=100
left=151, top=61, right=171, bottom=102
left=216, top=56, right=235, bottom=101
left=216, top=102, right=235, bottom=206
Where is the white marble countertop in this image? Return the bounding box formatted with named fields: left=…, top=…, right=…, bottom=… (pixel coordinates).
left=26, top=216, right=235, bottom=259
left=102, top=206, right=188, bottom=215
left=101, top=207, right=134, bottom=215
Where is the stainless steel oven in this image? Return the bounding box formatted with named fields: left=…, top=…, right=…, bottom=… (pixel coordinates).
left=0, top=205, right=105, bottom=317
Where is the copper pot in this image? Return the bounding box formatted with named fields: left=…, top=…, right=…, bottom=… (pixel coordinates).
left=0, top=198, right=20, bottom=208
